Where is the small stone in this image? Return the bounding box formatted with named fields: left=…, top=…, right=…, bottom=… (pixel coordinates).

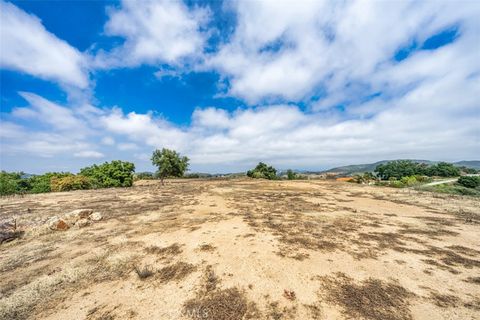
left=75, top=218, right=89, bottom=228
left=89, top=212, right=103, bottom=221
left=47, top=216, right=70, bottom=231
left=65, top=209, right=93, bottom=220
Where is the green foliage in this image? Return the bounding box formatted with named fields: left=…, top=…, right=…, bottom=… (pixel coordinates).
left=457, top=176, right=480, bottom=189
left=458, top=166, right=478, bottom=174
left=80, top=160, right=135, bottom=188
left=0, top=171, right=73, bottom=195
left=51, top=175, right=92, bottom=192
left=374, top=160, right=427, bottom=180
left=375, top=160, right=461, bottom=180
left=0, top=171, right=23, bottom=195
left=247, top=162, right=277, bottom=180
left=286, top=169, right=297, bottom=180
left=426, top=162, right=460, bottom=177
left=29, top=172, right=72, bottom=193
left=151, top=148, right=189, bottom=182
left=400, top=176, right=418, bottom=186
left=419, top=184, right=480, bottom=197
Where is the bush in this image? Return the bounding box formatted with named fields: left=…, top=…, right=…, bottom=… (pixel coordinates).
left=0, top=171, right=23, bottom=195
left=457, top=176, right=480, bottom=189
left=29, top=172, right=72, bottom=193
left=419, top=184, right=480, bottom=196
left=80, top=160, right=135, bottom=188
left=286, top=169, right=297, bottom=180
left=400, top=176, right=418, bottom=186
left=352, top=172, right=376, bottom=184
left=247, top=162, right=277, bottom=180
left=50, top=175, right=92, bottom=192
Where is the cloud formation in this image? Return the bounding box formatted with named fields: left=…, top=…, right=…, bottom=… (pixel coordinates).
left=0, top=1, right=88, bottom=88
left=0, top=0, right=479, bottom=173
left=93, top=0, right=210, bottom=68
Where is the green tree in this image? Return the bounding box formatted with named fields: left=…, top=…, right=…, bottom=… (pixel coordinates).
left=247, top=162, right=277, bottom=180
left=426, top=162, right=461, bottom=177
left=375, top=160, right=427, bottom=180
left=286, top=169, right=297, bottom=180
left=80, top=160, right=135, bottom=188
left=151, top=148, right=190, bottom=185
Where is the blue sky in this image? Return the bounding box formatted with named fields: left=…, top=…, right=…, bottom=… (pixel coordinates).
left=1, top=0, right=479, bottom=174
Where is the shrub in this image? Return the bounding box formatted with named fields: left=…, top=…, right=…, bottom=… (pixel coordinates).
left=29, top=172, right=72, bottom=193
left=247, top=162, right=277, bottom=180
left=400, top=176, right=418, bottom=186
left=50, top=175, right=92, bottom=192
left=352, top=172, right=376, bottom=184
left=286, top=169, right=297, bottom=180
left=457, top=176, right=480, bottom=189
left=80, top=160, right=135, bottom=188
left=0, top=171, right=23, bottom=195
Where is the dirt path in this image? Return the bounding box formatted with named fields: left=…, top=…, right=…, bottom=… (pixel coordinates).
left=1, top=179, right=479, bottom=320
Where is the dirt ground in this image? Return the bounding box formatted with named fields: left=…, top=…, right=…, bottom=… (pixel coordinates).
left=0, top=178, right=479, bottom=320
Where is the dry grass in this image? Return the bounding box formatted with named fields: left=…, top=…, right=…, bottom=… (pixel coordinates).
left=1, top=179, right=479, bottom=319
left=183, top=288, right=249, bottom=320
left=198, top=243, right=216, bottom=252
left=318, top=272, right=414, bottom=320
left=145, top=243, right=182, bottom=257
left=157, top=262, right=196, bottom=283
left=428, top=292, right=460, bottom=308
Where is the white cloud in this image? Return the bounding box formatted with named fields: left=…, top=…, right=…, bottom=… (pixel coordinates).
left=0, top=1, right=88, bottom=88
left=100, top=108, right=188, bottom=150
left=15, top=92, right=87, bottom=133
left=101, top=137, right=115, bottom=146
left=117, top=142, right=138, bottom=151
left=1, top=89, right=478, bottom=172
left=207, top=0, right=480, bottom=105
left=93, top=0, right=210, bottom=68
left=73, top=151, right=105, bottom=158
left=1, top=1, right=479, bottom=173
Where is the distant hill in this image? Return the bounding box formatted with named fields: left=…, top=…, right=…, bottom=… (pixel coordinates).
left=322, top=160, right=480, bottom=176
left=453, top=160, right=480, bottom=169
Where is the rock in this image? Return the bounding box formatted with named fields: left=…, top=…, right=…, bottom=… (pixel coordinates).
left=89, top=212, right=103, bottom=221
left=65, top=209, right=93, bottom=220
left=0, top=219, right=23, bottom=243
left=75, top=218, right=89, bottom=228
left=47, top=216, right=70, bottom=231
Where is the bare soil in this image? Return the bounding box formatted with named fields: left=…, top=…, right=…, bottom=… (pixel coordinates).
left=0, top=179, right=479, bottom=319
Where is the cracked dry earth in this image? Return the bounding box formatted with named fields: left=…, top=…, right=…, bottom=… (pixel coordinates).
left=0, top=179, right=479, bottom=320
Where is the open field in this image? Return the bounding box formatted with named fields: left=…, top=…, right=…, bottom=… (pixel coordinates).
left=1, top=179, right=479, bottom=320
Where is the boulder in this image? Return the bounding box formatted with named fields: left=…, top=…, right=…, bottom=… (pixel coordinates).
left=0, top=220, right=23, bottom=244
left=47, top=216, right=70, bottom=231
left=65, top=209, right=93, bottom=220
left=89, top=212, right=103, bottom=221
left=75, top=218, right=89, bottom=228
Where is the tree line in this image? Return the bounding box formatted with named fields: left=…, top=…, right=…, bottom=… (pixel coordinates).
left=1, top=149, right=478, bottom=196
